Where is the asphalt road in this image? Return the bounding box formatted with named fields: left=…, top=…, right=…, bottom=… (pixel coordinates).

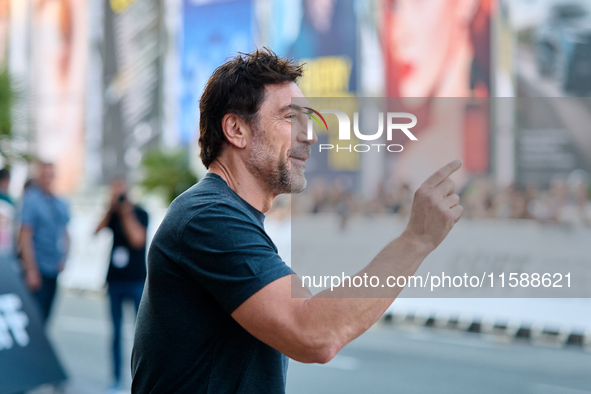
left=288, top=325, right=591, bottom=394
left=24, top=289, right=590, bottom=394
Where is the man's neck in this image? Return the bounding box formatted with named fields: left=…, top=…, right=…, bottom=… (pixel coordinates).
left=36, top=185, right=52, bottom=196
left=208, top=159, right=276, bottom=214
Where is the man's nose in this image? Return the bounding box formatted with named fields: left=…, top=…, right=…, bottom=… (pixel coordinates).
left=296, top=120, right=318, bottom=145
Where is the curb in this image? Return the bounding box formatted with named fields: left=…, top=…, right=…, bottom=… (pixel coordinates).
left=381, top=312, right=591, bottom=351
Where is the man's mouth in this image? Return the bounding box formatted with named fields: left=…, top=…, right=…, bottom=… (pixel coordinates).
left=289, top=155, right=309, bottom=164
left=289, top=147, right=311, bottom=165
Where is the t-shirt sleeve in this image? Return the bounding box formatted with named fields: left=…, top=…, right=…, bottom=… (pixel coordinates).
left=20, top=196, right=36, bottom=228
left=179, top=203, right=292, bottom=314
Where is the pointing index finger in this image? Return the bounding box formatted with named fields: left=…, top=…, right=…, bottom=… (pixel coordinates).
left=424, top=159, right=463, bottom=188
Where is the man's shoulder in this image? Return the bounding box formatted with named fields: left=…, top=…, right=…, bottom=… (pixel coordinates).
left=23, top=187, right=67, bottom=206
left=55, top=196, right=69, bottom=210
left=133, top=204, right=148, bottom=216
left=22, top=187, right=40, bottom=202
left=21, top=188, right=41, bottom=214
left=163, top=175, right=263, bottom=238
left=172, top=174, right=251, bottom=215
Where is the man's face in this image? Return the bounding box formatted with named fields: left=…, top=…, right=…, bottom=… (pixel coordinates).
left=246, top=82, right=317, bottom=195
left=110, top=179, right=128, bottom=200
left=0, top=176, right=9, bottom=192
left=37, top=164, right=55, bottom=192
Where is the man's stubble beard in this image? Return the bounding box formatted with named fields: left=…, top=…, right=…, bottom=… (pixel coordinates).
left=246, top=121, right=308, bottom=195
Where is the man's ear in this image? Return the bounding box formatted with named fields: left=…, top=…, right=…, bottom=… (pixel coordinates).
left=221, top=113, right=248, bottom=149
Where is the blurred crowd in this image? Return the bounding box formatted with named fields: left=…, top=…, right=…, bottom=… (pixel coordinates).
left=460, top=176, right=591, bottom=225
left=0, top=163, right=148, bottom=393
left=291, top=174, right=591, bottom=227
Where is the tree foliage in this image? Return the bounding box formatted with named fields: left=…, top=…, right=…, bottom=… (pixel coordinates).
left=140, top=148, right=198, bottom=204
left=0, top=70, right=13, bottom=166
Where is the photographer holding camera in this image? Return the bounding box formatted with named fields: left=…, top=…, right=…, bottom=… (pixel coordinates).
left=95, top=179, right=148, bottom=392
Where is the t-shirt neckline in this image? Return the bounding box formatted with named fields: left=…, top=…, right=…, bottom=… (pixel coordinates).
left=204, top=172, right=266, bottom=223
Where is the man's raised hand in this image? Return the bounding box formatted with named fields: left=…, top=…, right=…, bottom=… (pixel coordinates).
left=403, top=159, right=463, bottom=252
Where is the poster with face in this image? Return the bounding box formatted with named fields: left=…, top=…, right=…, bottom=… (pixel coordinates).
left=381, top=0, right=492, bottom=190
left=274, top=0, right=360, bottom=189
left=31, top=0, right=87, bottom=194
left=180, top=0, right=254, bottom=146
left=383, top=0, right=491, bottom=98
left=286, top=0, right=357, bottom=97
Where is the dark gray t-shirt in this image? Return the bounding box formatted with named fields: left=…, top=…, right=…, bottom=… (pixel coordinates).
left=131, top=173, right=292, bottom=393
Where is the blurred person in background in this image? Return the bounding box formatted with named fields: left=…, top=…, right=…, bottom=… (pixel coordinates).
left=460, top=176, right=493, bottom=219
left=527, top=178, right=569, bottom=224
left=508, top=188, right=529, bottom=220
left=389, top=183, right=412, bottom=217
left=0, top=168, right=15, bottom=257
left=18, top=162, right=70, bottom=324
left=95, top=179, right=148, bottom=392
left=492, top=183, right=514, bottom=219
left=547, top=178, right=569, bottom=223
left=0, top=167, right=11, bottom=203
left=310, top=180, right=328, bottom=214
left=558, top=181, right=591, bottom=227
left=572, top=182, right=591, bottom=226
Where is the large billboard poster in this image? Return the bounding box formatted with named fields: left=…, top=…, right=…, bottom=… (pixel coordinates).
left=0, top=0, right=8, bottom=66
left=513, top=0, right=591, bottom=98
left=515, top=97, right=591, bottom=188
left=381, top=0, right=492, bottom=189
left=267, top=0, right=359, bottom=188
left=31, top=0, right=87, bottom=194
left=286, top=0, right=357, bottom=97
left=509, top=0, right=591, bottom=187
left=180, top=0, right=254, bottom=145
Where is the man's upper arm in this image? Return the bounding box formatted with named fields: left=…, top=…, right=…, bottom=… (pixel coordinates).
left=176, top=201, right=340, bottom=362
left=21, top=197, right=36, bottom=228
left=230, top=274, right=336, bottom=364
left=178, top=203, right=292, bottom=314
left=19, top=225, right=33, bottom=242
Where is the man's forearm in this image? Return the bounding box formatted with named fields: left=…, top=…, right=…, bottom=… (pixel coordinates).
left=119, top=210, right=146, bottom=249
left=298, top=232, right=432, bottom=360
left=232, top=160, right=464, bottom=364
left=19, top=234, right=38, bottom=274
left=95, top=210, right=112, bottom=234
left=21, top=250, right=37, bottom=273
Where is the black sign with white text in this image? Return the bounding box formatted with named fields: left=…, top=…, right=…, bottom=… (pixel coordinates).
left=0, top=256, right=66, bottom=394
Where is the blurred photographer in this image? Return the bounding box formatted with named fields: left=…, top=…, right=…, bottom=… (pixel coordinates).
left=95, top=179, right=148, bottom=391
